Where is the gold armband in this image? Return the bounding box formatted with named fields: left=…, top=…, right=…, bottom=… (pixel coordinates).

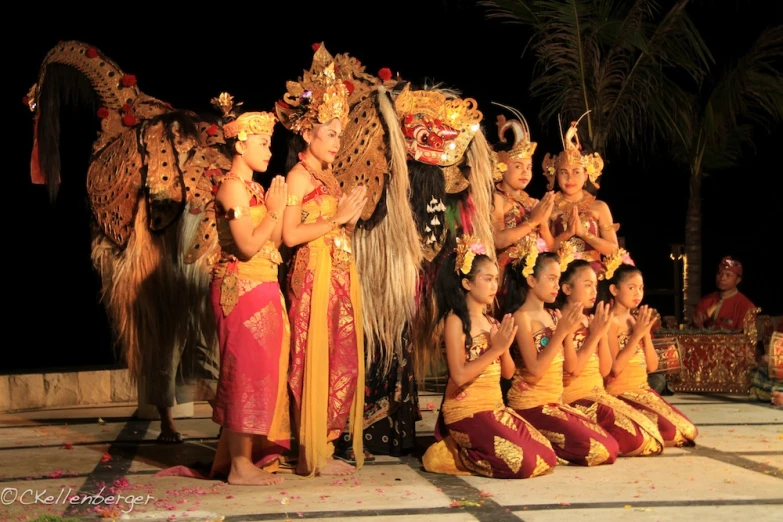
left=599, top=223, right=614, bottom=230
left=226, top=206, right=250, bottom=220
left=286, top=194, right=302, bottom=206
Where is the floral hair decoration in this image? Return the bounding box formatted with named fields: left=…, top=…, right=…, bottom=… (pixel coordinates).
left=507, top=234, right=543, bottom=278
left=557, top=241, right=577, bottom=272
left=455, top=235, right=487, bottom=275
left=600, top=248, right=634, bottom=280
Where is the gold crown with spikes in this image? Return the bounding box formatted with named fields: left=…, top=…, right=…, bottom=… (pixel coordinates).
left=507, top=234, right=540, bottom=278
left=454, top=234, right=488, bottom=275
left=541, top=111, right=604, bottom=190
left=211, top=92, right=276, bottom=141
left=275, top=44, right=350, bottom=134
left=492, top=102, right=537, bottom=165
left=394, top=84, right=483, bottom=167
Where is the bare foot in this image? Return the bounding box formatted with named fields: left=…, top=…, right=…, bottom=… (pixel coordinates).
left=228, top=463, right=284, bottom=486
left=157, top=407, right=183, bottom=444
left=316, top=458, right=356, bottom=476
left=771, top=391, right=783, bottom=407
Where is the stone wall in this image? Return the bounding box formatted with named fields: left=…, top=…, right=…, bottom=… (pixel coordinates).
left=0, top=369, right=137, bottom=413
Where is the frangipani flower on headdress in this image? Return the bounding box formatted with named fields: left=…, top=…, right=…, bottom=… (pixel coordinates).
left=557, top=241, right=577, bottom=272
left=600, top=248, right=634, bottom=280
left=455, top=235, right=487, bottom=275
left=508, top=234, right=540, bottom=278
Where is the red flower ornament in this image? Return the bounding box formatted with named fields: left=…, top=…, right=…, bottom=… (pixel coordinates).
left=312, top=43, right=321, bottom=52
left=122, top=113, right=137, bottom=126
left=206, top=124, right=218, bottom=136
left=97, top=107, right=110, bottom=119
left=120, top=74, right=137, bottom=87
left=378, top=68, right=392, bottom=82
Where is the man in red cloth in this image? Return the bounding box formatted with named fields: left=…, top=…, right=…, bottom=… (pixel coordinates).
left=692, top=256, right=756, bottom=330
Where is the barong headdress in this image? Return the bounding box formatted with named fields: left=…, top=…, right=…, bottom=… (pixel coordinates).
left=507, top=234, right=542, bottom=278
left=491, top=102, right=537, bottom=182
left=394, top=84, right=483, bottom=193
left=454, top=235, right=487, bottom=275
left=600, top=248, right=635, bottom=281
left=211, top=92, right=276, bottom=141
left=541, top=111, right=604, bottom=190
left=275, top=44, right=351, bottom=134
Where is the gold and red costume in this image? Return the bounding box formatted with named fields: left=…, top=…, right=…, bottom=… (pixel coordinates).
left=606, top=333, right=698, bottom=446
left=209, top=174, right=291, bottom=472
left=563, top=326, right=664, bottom=456
left=423, top=317, right=557, bottom=479
left=286, top=166, right=364, bottom=476
left=508, top=311, right=620, bottom=466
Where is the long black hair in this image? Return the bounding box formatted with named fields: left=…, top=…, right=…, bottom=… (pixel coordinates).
left=597, top=263, right=642, bottom=305
left=554, top=259, right=593, bottom=309
left=502, top=252, right=560, bottom=315
left=435, top=252, right=493, bottom=348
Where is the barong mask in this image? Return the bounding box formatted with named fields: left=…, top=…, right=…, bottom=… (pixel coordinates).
left=394, top=84, right=482, bottom=194
left=541, top=111, right=604, bottom=190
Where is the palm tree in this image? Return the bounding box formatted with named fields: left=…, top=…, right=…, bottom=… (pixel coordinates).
left=480, top=0, right=782, bottom=318
left=659, top=24, right=783, bottom=317
left=479, top=0, right=712, bottom=155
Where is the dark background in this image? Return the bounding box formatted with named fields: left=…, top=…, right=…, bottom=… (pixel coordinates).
left=9, top=1, right=781, bottom=372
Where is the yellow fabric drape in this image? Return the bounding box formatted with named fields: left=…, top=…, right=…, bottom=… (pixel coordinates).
left=299, top=241, right=364, bottom=477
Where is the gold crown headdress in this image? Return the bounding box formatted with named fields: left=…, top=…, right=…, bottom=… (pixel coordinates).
left=275, top=44, right=350, bottom=134
left=454, top=234, right=488, bottom=275
left=394, top=84, right=483, bottom=167
left=491, top=102, right=538, bottom=180
left=541, top=111, right=604, bottom=190
left=211, top=92, right=276, bottom=141
left=600, top=248, right=634, bottom=281
left=507, top=234, right=540, bottom=278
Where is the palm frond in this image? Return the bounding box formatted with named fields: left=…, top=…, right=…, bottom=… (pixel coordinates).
left=705, top=24, right=783, bottom=145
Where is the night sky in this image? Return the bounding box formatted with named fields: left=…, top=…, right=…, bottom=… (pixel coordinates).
left=10, top=1, right=781, bottom=372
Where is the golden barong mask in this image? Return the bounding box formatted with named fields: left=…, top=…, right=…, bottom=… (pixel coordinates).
left=541, top=111, right=604, bottom=190
left=275, top=44, right=350, bottom=134
left=394, top=84, right=482, bottom=167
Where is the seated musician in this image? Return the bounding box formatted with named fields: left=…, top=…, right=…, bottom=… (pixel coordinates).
left=692, top=257, right=756, bottom=331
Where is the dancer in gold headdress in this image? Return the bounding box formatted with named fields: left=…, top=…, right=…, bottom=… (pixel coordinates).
left=276, top=46, right=368, bottom=477
left=542, top=114, right=619, bottom=273
left=206, top=93, right=291, bottom=485
left=490, top=103, right=555, bottom=307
